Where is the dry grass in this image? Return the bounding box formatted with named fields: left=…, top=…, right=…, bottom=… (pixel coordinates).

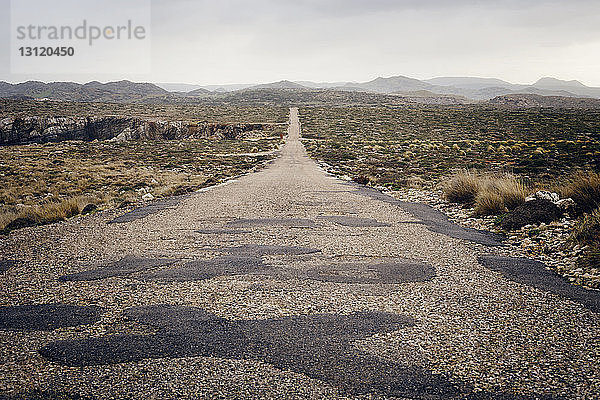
left=443, top=170, right=527, bottom=215
left=443, top=170, right=481, bottom=204
left=570, top=207, right=600, bottom=271
left=561, top=171, right=600, bottom=215
left=474, top=190, right=505, bottom=216
left=0, top=196, right=96, bottom=232
left=570, top=207, right=600, bottom=245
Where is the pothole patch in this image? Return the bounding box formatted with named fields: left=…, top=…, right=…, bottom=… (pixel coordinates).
left=59, top=256, right=178, bottom=282
left=478, top=255, right=600, bottom=312
left=317, top=215, right=391, bottom=227
left=138, top=256, right=266, bottom=281
left=0, top=304, right=105, bottom=331
left=38, top=305, right=464, bottom=398
left=304, top=260, right=436, bottom=284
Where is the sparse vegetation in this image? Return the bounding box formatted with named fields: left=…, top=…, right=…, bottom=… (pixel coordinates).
left=0, top=103, right=286, bottom=233
left=301, top=106, right=600, bottom=188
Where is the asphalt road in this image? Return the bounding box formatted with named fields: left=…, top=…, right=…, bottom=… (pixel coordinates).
left=0, top=108, right=599, bottom=399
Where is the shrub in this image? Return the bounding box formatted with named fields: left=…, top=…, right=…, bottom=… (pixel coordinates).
left=353, top=175, right=370, bottom=185
left=561, top=171, right=600, bottom=215
left=0, top=196, right=93, bottom=233
left=570, top=207, right=600, bottom=245
left=474, top=190, right=505, bottom=215
left=443, top=170, right=481, bottom=204
left=495, top=177, right=527, bottom=211
left=444, top=171, right=527, bottom=213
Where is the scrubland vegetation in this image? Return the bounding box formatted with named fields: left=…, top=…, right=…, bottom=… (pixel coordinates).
left=0, top=104, right=286, bottom=232
left=301, top=105, right=600, bottom=275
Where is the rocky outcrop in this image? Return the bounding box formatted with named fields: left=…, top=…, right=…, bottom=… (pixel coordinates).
left=500, top=199, right=564, bottom=231
left=0, top=116, right=266, bottom=145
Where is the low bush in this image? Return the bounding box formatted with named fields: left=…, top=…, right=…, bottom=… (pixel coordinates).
left=570, top=207, right=600, bottom=245
left=561, top=171, right=600, bottom=215
left=443, top=170, right=481, bottom=204
left=444, top=171, right=527, bottom=215
left=1, top=196, right=94, bottom=233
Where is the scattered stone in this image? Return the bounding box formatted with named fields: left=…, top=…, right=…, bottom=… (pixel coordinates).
left=526, top=191, right=560, bottom=203
left=0, top=304, right=104, bottom=331
left=501, top=199, right=563, bottom=231
left=141, top=193, right=154, bottom=201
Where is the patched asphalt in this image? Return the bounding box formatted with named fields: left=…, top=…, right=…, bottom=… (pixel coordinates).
left=0, top=304, right=105, bottom=331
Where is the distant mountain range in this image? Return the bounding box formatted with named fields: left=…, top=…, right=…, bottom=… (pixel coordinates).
left=154, top=76, right=600, bottom=100
left=2, top=75, right=600, bottom=103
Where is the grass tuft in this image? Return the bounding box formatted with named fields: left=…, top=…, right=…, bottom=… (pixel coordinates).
left=561, top=171, right=600, bottom=215
left=444, top=171, right=527, bottom=215
left=570, top=207, right=600, bottom=245
left=443, top=170, right=481, bottom=204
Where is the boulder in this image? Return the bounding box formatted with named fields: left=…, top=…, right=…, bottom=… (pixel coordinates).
left=501, top=199, right=563, bottom=231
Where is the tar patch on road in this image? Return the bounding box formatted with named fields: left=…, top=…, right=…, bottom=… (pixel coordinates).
left=349, top=184, right=503, bottom=246
left=478, top=255, right=600, bottom=312
left=317, top=215, right=391, bottom=227
left=194, top=229, right=250, bottom=235
left=59, top=256, right=178, bottom=282
left=305, top=260, right=436, bottom=284
left=107, top=196, right=187, bottom=224
left=0, top=260, right=16, bottom=273
left=39, top=305, right=462, bottom=398
left=0, top=304, right=105, bottom=331
left=139, top=256, right=267, bottom=281
left=220, top=244, right=321, bottom=256
left=225, top=218, right=317, bottom=228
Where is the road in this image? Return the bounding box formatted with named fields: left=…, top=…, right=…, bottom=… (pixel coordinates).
left=1, top=108, right=599, bottom=399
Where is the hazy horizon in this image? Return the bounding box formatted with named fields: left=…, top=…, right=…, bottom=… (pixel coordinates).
left=1, top=0, right=599, bottom=87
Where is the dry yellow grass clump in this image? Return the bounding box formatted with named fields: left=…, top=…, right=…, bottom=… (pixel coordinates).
left=443, top=170, right=528, bottom=215
left=0, top=196, right=97, bottom=232
left=560, top=171, right=600, bottom=215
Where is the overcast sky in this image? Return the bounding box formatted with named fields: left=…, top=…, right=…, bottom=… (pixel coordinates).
left=1, top=0, right=599, bottom=86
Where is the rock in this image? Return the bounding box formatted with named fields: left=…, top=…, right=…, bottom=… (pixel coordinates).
left=141, top=193, right=154, bottom=201
left=4, top=217, right=37, bottom=231
left=525, top=191, right=560, bottom=203
left=501, top=199, right=564, bottom=231
left=81, top=204, right=97, bottom=215
left=0, top=116, right=267, bottom=145
left=556, top=198, right=575, bottom=212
